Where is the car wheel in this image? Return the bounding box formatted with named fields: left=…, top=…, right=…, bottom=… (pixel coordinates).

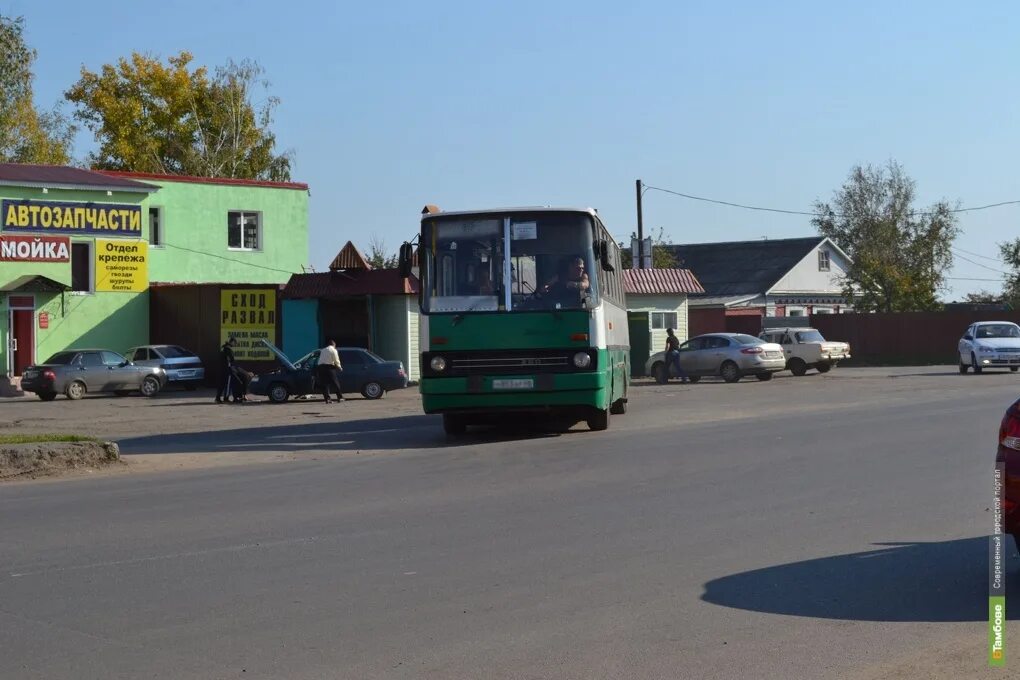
left=361, top=381, right=384, bottom=400
left=720, top=361, right=741, bottom=383
left=37, top=391, right=57, bottom=402
left=816, top=363, right=832, bottom=374
left=1012, top=367, right=1019, bottom=373
left=586, top=406, right=610, bottom=431
left=140, top=376, right=161, bottom=397
left=972, top=353, right=983, bottom=374
left=651, top=362, right=666, bottom=384
left=65, top=380, right=86, bottom=400
left=610, top=398, right=628, bottom=414
left=443, top=414, right=467, bottom=436
left=756, top=372, right=773, bottom=381
left=959, top=359, right=969, bottom=374
left=268, top=383, right=290, bottom=403
left=789, top=358, right=808, bottom=376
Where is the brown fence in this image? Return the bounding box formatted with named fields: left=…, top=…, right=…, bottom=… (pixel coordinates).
left=810, top=311, right=1020, bottom=365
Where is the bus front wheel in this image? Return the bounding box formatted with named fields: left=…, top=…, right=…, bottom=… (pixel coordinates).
left=586, top=406, right=610, bottom=431
left=443, top=414, right=467, bottom=436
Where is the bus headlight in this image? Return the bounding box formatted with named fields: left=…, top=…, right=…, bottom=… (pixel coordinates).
left=430, top=356, right=448, bottom=372
left=573, top=352, right=592, bottom=368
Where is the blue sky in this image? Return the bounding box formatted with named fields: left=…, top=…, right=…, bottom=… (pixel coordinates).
left=9, top=0, right=1019, bottom=298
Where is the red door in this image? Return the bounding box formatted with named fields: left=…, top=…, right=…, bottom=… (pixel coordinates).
left=11, top=309, right=34, bottom=376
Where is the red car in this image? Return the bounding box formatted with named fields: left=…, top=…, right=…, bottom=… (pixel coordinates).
left=998, top=398, right=1020, bottom=539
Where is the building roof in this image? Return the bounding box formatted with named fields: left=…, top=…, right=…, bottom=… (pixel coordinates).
left=0, top=163, right=158, bottom=193
left=329, top=241, right=372, bottom=271
left=622, top=268, right=704, bottom=295
left=283, top=270, right=418, bottom=298
left=687, top=294, right=761, bottom=308
left=662, top=237, right=825, bottom=296
left=96, top=170, right=309, bottom=191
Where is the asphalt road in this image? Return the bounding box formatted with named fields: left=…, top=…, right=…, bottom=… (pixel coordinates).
left=2, top=367, right=1019, bottom=679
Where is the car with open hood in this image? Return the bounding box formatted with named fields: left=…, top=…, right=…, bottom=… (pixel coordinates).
left=250, top=339, right=408, bottom=403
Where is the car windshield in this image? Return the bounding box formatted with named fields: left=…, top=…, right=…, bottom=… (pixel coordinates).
left=156, top=346, right=196, bottom=358
left=976, top=324, right=1020, bottom=339
left=795, top=330, right=826, bottom=343
left=44, top=351, right=78, bottom=365
left=732, top=334, right=764, bottom=345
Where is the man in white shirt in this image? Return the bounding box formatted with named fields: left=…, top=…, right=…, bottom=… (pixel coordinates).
left=316, top=340, right=344, bottom=403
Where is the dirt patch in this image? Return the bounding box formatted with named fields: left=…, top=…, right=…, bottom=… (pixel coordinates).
left=0, top=440, right=123, bottom=480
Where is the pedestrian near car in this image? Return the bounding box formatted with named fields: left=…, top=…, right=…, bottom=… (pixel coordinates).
left=215, top=337, right=238, bottom=403
left=664, top=328, right=689, bottom=384
left=316, top=339, right=345, bottom=403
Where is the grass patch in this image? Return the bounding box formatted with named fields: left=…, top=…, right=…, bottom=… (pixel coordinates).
left=0, top=434, right=97, bottom=445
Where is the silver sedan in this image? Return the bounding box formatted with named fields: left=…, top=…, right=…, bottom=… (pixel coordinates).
left=20, top=349, right=167, bottom=401
left=644, top=333, right=786, bottom=383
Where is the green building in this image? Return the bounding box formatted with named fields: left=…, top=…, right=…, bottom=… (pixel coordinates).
left=0, top=164, right=309, bottom=383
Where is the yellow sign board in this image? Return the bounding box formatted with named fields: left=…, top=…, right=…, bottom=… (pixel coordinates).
left=220, top=289, right=277, bottom=361
left=95, top=239, right=148, bottom=292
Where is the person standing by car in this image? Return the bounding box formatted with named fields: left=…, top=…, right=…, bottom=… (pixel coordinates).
left=664, top=328, right=689, bottom=384
left=316, top=339, right=345, bottom=403
left=215, top=337, right=238, bottom=404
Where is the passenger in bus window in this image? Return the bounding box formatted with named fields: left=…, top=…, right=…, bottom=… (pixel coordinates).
left=541, top=255, right=590, bottom=296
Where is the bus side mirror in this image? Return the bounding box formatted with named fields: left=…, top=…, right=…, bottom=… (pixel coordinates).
left=397, top=242, right=413, bottom=278
left=599, top=241, right=614, bottom=272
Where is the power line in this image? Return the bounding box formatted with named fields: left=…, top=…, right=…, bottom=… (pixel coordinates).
left=947, top=276, right=1007, bottom=282
left=953, top=245, right=1004, bottom=263
left=161, top=241, right=302, bottom=276
left=642, top=183, right=1020, bottom=218
left=952, top=250, right=1010, bottom=275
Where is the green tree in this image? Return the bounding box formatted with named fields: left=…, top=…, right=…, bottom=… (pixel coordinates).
left=620, top=227, right=678, bottom=269
left=0, top=14, right=74, bottom=164
left=999, top=240, right=1020, bottom=308
left=65, top=51, right=291, bottom=180
left=963, top=290, right=1005, bottom=304
left=366, top=236, right=399, bottom=269
left=812, top=161, right=959, bottom=312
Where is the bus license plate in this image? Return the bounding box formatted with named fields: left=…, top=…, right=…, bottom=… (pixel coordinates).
left=492, top=378, right=534, bottom=390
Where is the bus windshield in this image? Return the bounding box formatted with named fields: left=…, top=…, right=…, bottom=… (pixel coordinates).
left=421, top=211, right=598, bottom=313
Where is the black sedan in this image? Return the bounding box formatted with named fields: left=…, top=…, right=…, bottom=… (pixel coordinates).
left=20, top=349, right=166, bottom=401
left=250, top=340, right=408, bottom=403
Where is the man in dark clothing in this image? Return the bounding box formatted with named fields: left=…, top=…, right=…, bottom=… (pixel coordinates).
left=663, top=328, right=689, bottom=384
left=216, top=337, right=238, bottom=404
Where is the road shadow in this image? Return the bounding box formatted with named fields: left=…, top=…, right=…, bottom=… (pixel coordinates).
left=702, top=536, right=1019, bottom=622
left=889, top=371, right=1018, bottom=379
left=114, top=413, right=584, bottom=455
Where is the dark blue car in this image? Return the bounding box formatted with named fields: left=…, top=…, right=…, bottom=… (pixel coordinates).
left=250, top=340, right=408, bottom=403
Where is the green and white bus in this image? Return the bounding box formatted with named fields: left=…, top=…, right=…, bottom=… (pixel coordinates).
left=399, top=207, right=629, bottom=435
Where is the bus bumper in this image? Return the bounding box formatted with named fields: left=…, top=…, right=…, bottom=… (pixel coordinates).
left=420, top=372, right=609, bottom=414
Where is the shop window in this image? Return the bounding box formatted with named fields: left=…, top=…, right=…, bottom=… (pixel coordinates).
left=818, top=250, right=830, bottom=272
left=651, top=311, right=678, bottom=330
left=149, top=206, right=163, bottom=247
left=228, top=211, right=261, bottom=251
left=71, top=242, right=92, bottom=293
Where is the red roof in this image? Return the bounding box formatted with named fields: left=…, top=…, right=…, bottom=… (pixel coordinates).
left=329, top=241, right=372, bottom=271
left=0, top=163, right=157, bottom=191
left=623, top=268, right=705, bottom=295
left=96, top=170, right=308, bottom=191
left=284, top=270, right=418, bottom=298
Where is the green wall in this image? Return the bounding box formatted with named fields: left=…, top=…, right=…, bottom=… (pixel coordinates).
left=0, top=186, right=150, bottom=375
left=143, top=180, right=308, bottom=285
left=0, top=174, right=309, bottom=377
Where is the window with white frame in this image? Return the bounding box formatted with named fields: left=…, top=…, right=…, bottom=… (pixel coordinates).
left=149, top=206, right=163, bottom=247
left=818, top=250, right=831, bottom=272
left=651, top=311, right=678, bottom=330
left=787, top=307, right=806, bottom=317
left=228, top=211, right=261, bottom=250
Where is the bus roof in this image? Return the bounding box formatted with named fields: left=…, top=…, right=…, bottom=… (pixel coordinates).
left=420, top=206, right=599, bottom=220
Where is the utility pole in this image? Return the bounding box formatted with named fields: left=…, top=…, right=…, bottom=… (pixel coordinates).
left=635, top=179, right=645, bottom=269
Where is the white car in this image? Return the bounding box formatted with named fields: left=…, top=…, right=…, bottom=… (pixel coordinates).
left=959, top=321, right=1020, bottom=374
left=758, top=327, right=851, bottom=376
